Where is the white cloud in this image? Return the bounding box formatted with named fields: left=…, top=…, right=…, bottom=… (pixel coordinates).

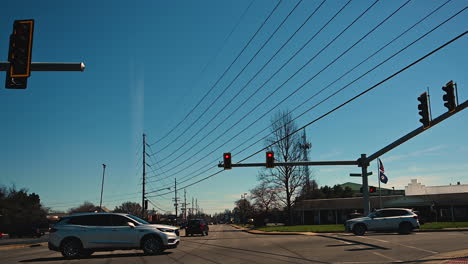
left=384, top=145, right=447, bottom=162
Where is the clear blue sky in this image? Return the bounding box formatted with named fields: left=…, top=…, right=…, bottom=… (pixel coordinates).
left=1, top=0, right=467, bottom=215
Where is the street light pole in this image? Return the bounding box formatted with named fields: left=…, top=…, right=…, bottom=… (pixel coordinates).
left=99, top=164, right=106, bottom=212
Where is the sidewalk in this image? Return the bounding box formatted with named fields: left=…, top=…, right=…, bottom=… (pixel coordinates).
left=0, top=235, right=49, bottom=250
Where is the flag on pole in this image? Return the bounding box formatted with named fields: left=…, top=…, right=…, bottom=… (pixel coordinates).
left=378, top=158, right=388, bottom=184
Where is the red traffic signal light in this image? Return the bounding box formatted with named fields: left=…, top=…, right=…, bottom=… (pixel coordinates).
left=223, top=153, right=232, bottom=170
left=369, top=186, right=377, bottom=193
left=266, top=151, right=274, bottom=168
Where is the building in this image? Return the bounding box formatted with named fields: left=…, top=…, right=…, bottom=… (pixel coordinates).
left=406, top=179, right=468, bottom=195
left=294, top=180, right=468, bottom=225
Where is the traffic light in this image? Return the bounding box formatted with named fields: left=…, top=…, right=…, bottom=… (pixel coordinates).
left=417, top=92, right=430, bottom=129
left=442, top=81, right=456, bottom=112
left=369, top=186, right=377, bottom=193
left=223, top=153, right=232, bottom=170
left=266, top=151, right=274, bottom=168
left=5, top=19, right=35, bottom=89
left=144, top=200, right=148, bottom=210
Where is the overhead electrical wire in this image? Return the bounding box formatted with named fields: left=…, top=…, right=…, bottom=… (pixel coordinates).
left=149, top=0, right=283, bottom=149
left=154, top=0, right=327, bottom=167
left=155, top=0, right=383, bottom=174
left=155, top=0, right=292, bottom=155
left=149, top=30, right=467, bottom=195
left=146, top=7, right=466, bottom=193
left=149, top=0, right=256, bottom=146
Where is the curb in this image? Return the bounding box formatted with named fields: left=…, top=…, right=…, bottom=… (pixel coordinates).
left=231, top=225, right=468, bottom=235
left=418, top=249, right=468, bottom=264
left=0, top=242, right=47, bottom=251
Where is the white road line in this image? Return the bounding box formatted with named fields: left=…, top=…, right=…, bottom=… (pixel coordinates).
left=355, top=236, right=389, bottom=243
left=357, top=236, right=438, bottom=254
left=372, top=251, right=401, bottom=262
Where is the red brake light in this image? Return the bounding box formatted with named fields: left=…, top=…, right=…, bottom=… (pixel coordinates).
left=413, top=215, right=419, bottom=220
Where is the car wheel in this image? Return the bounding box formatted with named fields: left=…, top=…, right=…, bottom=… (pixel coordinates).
left=353, top=224, right=366, bottom=236
left=205, top=231, right=208, bottom=236
left=398, top=222, right=412, bottom=235
left=142, top=236, right=163, bottom=255
left=60, top=238, right=83, bottom=259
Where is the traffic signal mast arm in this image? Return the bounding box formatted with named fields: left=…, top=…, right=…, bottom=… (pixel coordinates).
left=0, top=62, right=85, bottom=72
left=220, top=99, right=467, bottom=169
left=367, top=99, right=467, bottom=162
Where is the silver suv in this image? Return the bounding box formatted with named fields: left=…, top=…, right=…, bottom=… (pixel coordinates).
left=48, top=213, right=180, bottom=258
left=345, top=208, right=420, bottom=235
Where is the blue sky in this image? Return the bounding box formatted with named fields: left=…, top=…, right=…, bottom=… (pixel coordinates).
left=1, top=0, right=467, bottom=214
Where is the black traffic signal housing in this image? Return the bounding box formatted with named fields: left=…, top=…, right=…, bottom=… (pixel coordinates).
left=6, top=19, right=34, bottom=89
left=417, top=92, right=430, bottom=129
left=442, top=81, right=456, bottom=112
left=369, top=186, right=377, bottom=193
left=223, top=153, right=232, bottom=170
left=266, top=151, right=274, bottom=168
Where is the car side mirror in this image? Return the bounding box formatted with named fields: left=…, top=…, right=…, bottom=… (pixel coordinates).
left=127, top=222, right=135, bottom=228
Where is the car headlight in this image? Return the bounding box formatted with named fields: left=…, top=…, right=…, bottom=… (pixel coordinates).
left=157, top=228, right=175, bottom=233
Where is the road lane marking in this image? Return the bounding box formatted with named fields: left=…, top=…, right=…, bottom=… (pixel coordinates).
left=356, top=236, right=438, bottom=254
left=372, top=251, right=401, bottom=262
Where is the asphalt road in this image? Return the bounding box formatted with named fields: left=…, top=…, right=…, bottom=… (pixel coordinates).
left=2, top=225, right=468, bottom=264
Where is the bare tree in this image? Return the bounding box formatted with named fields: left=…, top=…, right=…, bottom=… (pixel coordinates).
left=114, top=201, right=143, bottom=218
left=250, top=181, right=278, bottom=214
left=68, top=201, right=96, bottom=214
left=259, top=110, right=304, bottom=225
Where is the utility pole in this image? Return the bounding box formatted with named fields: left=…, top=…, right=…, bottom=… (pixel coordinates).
left=196, top=198, right=198, bottom=217
left=183, top=189, right=188, bottom=221
left=192, top=197, right=194, bottom=219
left=99, top=164, right=106, bottom=212
left=173, top=178, right=179, bottom=220
left=299, top=129, right=312, bottom=191
left=142, top=134, right=146, bottom=216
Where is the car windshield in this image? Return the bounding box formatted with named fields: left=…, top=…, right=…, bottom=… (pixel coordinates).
left=126, top=215, right=149, bottom=225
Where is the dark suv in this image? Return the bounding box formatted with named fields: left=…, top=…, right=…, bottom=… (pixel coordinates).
left=185, top=219, right=209, bottom=236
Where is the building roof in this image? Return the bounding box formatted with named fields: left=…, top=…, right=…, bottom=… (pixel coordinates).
left=295, top=193, right=468, bottom=210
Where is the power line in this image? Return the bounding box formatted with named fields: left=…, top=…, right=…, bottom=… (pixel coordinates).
left=238, top=30, right=468, bottom=163
left=155, top=0, right=288, bottom=155
left=154, top=0, right=326, bottom=167
left=149, top=0, right=256, bottom=146
left=147, top=28, right=467, bottom=194
left=223, top=0, right=455, bottom=162
left=149, top=0, right=282, bottom=148
left=155, top=0, right=379, bottom=174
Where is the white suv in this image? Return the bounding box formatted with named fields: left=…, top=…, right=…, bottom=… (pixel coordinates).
left=345, top=208, right=420, bottom=235
left=48, top=213, right=180, bottom=258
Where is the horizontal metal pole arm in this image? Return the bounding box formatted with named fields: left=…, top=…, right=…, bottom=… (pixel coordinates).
left=367, top=100, right=468, bottom=163
left=218, top=160, right=359, bottom=168
left=0, top=62, right=85, bottom=72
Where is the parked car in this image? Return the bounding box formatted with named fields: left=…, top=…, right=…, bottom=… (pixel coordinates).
left=48, top=212, right=180, bottom=258
left=185, top=219, right=209, bottom=236
left=345, top=208, right=420, bottom=235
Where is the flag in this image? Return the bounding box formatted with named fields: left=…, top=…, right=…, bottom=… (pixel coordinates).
left=378, top=158, right=388, bottom=184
